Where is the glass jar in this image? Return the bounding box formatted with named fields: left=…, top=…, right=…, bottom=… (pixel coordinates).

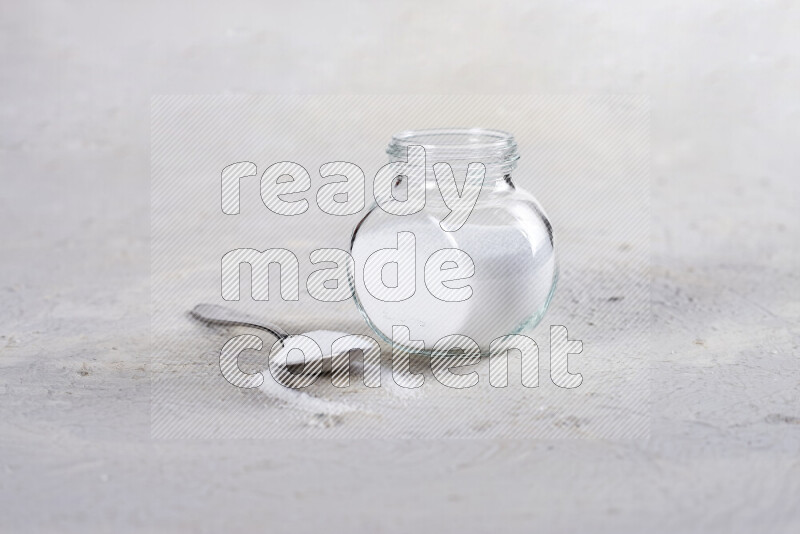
left=350, top=128, right=557, bottom=353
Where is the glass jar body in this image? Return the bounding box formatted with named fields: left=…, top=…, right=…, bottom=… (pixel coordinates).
left=350, top=177, right=557, bottom=353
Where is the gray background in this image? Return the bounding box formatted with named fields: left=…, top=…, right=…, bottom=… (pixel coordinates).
left=1, top=0, right=798, bottom=532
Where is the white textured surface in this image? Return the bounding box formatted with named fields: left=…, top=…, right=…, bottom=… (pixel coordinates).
left=1, top=1, right=799, bottom=532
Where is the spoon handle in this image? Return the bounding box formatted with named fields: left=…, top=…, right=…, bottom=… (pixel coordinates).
left=190, top=303, right=289, bottom=340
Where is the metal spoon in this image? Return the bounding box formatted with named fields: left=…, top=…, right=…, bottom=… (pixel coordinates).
left=190, top=303, right=420, bottom=410
left=189, top=303, right=375, bottom=368
left=191, top=303, right=378, bottom=415
left=190, top=303, right=289, bottom=340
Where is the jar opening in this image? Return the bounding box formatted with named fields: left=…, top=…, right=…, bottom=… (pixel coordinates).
left=386, top=128, right=519, bottom=167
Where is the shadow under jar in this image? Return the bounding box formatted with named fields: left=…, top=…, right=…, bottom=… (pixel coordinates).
left=350, top=128, right=557, bottom=354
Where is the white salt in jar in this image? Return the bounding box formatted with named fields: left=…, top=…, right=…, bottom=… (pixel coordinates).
left=350, top=128, right=557, bottom=353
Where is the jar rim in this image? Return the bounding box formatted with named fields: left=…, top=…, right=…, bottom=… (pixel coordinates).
left=386, top=128, right=519, bottom=164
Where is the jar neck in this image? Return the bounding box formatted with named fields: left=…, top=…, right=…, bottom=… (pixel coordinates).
left=386, top=128, right=519, bottom=188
